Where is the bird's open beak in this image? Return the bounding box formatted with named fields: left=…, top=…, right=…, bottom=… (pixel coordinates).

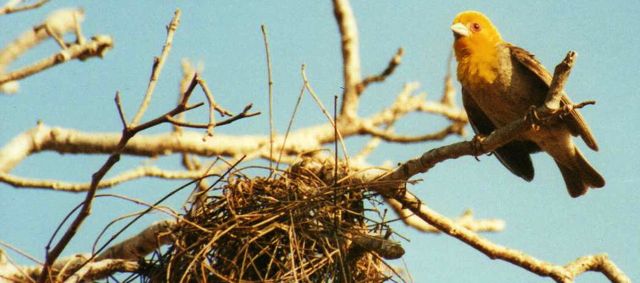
left=451, top=23, right=470, bottom=38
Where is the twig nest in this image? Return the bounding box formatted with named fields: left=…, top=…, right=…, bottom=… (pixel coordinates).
left=138, top=160, right=404, bottom=282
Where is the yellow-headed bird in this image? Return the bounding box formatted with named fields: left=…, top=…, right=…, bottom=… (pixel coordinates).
left=451, top=11, right=604, bottom=197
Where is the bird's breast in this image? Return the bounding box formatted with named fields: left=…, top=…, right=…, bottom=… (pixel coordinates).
left=462, top=55, right=543, bottom=127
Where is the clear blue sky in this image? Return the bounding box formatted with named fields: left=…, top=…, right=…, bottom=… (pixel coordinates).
left=1, top=1, right=638, bottom=282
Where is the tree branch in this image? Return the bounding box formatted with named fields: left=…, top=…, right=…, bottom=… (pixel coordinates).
left=0, top=81, right=464, bottom=190
left=386, top=200, right=505, bottom=233
left=390, top=190, right=629, bottom=282
left=0, top=0, right=49, bottom=16
left=0, top=8, right=84, bottom=70
left=357, top=50, right=627, bottom=282
left=0, top=165, right=216, bottom=192
left=130, top=9, right=181, bottom=126
left=361, top=122, right=464, bottom=143
left=0, top=35, right=113, bottom=85
left=96, top=220, right=176, bottom=261
left=545, top=51, right=576, bottom=110
left=36, top=10, right=190, bottom=282
left=357, top=47, right=404, bottom=93
left=332, top=0, right=361, bottom=119
left=62, top=259, right=138, bottom=283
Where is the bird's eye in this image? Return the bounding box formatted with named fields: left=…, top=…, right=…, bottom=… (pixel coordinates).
left=470, top=23, right=481, bottom=32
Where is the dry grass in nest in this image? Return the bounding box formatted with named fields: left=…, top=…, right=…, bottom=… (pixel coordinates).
left=136, top=159, right=406, bottom=282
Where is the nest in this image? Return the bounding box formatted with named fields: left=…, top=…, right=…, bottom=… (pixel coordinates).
left=136, top=159, right=405, bottom=282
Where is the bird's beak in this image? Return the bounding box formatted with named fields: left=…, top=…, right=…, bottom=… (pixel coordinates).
left=451, top=23, right=470, bottom=38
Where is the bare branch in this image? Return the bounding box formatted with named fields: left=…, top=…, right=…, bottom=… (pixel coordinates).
left=352, top=135, right=381, bottom=164
left=332, top=0, right=361, bottom=119
left=389, top=190, right=629, bottom=282
left=0, top=85, right=464, bottom=187
left=0, top=0, right=49, bottom=16
left=166, top=103, right=259, bottom=130
left=261, top=24, right=275, bottom=170
left=114, top=91, right=128, bottom=129
left=130, top=9, right=181, bottom=126
left=0, top=240, right=42, bottom=266
left=275, top=66, right=307, bottom=171
left=0, top=165, right=216, bottom=192
left=358, top=47, right=404, bottom=93
left=37, top=96, right=201, bottom=282
left=37, top=10, right=193, bottom=282
left=96, top=220, right=176, bottom=261
left=377, top=101, right=595, bottom=192
left=564, top=254, right=630, bottom=283
left=545, top=51, right=576, bottom=110
left=350, top=234, right=404, bottom=260
left=0, top=35, right=113, bottom=85
left=196, top=76, right=233, bottom=137
left=386, top=200, right=505, bottom=233
left=63, top=259, right=138, bottom=283
left=174, top=60, right=198, bottom=133
left=302, top=67, right=351, bottom=163
left=362, top=122, right=464, bottom=143
left=366, top=82, right=467, bottom=126
left=0, top=8, right=83, bottom=70
left=2, top=254, right=90, bottom=282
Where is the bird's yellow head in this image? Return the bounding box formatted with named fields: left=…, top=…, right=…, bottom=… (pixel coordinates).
left=451, top=11, right=503, bottom=60
left=451, top=11, right=504, bottom=84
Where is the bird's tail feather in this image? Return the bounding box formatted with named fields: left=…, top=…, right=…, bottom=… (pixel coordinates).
left=574, top=148, right=605, bottom=189
left=555, top=148, right=605, bottom=198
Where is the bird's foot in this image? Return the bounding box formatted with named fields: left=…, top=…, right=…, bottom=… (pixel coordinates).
left=470, top=134, right=486, bottom=161
left=525, top=106, right=542, bottom=131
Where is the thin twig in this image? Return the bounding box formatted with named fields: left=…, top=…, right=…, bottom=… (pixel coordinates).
left=0, top=240, right=43, bottom=265
left=275, top=64, right=307, bottom=171
left=114, top=91, right=128, bottom=128
left=165, top=103, right=259, bottom=129
left=301, top=67, right=351, bottom=165
left=357, top=47, right=404, bottom=93
left=174, top=60, right=198, bottom=133
left=197, top=76, right=233, bottom=137
left=130, top=9, right=181, bottom=126
left=261, top=25, right=275, bottom=172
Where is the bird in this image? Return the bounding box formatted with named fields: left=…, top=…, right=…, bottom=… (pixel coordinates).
left=450, top=11, right=605, bottom=197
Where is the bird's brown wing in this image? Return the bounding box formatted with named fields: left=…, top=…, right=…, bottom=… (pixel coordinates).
left=508, top=44, right=599, bottom=151
left=462, top=87, right=539, bottom=181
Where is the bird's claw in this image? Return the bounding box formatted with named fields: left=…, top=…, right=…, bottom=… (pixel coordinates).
left=559, top=103, right=575, bottom=118
left=471, top=134, right=486, bottom=161
left=525, top=106, right=541, bottom=131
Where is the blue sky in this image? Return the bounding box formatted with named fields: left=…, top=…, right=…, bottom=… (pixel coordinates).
left=0, top=1, right=638, bottom=282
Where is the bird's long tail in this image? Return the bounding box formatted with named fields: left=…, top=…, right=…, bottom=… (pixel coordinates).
left=555, top=147, right=605, bottom=198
